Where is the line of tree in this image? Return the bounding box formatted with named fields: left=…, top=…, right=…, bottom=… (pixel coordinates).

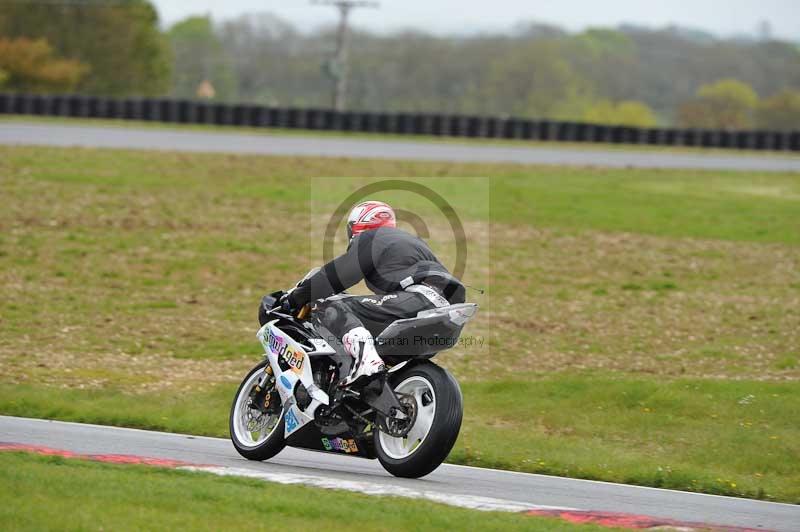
left=165, top=15, right=800, bottom=130
left=1, top=4, right=798, bottom=130
left=0, top=0, right=170, bottom=96
left=677, top=79, right=800, bottom=130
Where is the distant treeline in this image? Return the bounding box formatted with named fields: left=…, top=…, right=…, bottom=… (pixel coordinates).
left=1, top=2, right=799, bottom=129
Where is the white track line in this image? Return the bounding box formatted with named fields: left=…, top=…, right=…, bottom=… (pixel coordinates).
left=179, top=465, right=575, bottom=513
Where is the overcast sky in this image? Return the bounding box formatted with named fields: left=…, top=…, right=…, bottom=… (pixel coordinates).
left=152, top=0, right=799, bottom=40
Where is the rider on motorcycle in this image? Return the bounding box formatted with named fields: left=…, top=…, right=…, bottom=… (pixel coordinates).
left=282, top=201, right=465, bottom=386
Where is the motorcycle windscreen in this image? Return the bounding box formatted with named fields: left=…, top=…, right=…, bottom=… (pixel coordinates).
left=375, top=303, right=477, bottom=358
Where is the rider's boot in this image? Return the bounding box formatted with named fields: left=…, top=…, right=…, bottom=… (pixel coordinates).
left=340, top=326, right=385, bottom=387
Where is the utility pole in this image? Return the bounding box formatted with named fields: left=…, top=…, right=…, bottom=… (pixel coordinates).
left=313, top=0, right=378, bottom=111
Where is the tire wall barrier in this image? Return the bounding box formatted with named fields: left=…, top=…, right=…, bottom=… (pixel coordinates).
left=1, top=92, right=797, bottom=151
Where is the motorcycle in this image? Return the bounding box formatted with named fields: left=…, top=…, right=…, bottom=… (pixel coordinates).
left=229, top=269, right=478, bottom=478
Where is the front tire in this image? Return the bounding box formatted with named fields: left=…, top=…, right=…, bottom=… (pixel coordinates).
left=375, top=362, right=463, bottom=478
left=229, top=360, right=286, bottom=461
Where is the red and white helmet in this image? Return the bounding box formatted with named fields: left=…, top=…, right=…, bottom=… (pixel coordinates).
left=347, top=200, right=396, bottom=240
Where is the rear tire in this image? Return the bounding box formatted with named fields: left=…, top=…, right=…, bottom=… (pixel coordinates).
left=229, top=360, right=286, bottom=461
left=374, top=362, right=463, bottom=478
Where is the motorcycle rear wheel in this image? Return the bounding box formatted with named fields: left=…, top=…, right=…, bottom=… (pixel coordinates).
left=374, top=362, right=463, bottom=478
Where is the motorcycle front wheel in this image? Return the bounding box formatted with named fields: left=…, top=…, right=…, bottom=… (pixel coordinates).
left=374, top=362, right=463, bottom=478
left=229, top=360, right=286, bottom=461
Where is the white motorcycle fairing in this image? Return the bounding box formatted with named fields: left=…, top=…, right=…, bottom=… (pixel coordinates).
left=257, top=321, right=333, bottom=438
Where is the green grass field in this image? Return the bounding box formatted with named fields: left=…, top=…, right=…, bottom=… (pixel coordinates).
left=1, top=145, right=798, bottom=502
left=0, top=452, right=598, bottom=531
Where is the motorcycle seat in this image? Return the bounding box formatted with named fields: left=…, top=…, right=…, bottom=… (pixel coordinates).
left=375, top=303, right=478, bottom=358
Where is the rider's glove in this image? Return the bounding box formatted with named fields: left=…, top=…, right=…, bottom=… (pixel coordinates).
left=279, top=292, right=297, bottom=314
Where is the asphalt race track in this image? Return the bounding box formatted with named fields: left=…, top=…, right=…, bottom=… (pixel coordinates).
left=1, top=122, right=799, bottom=172
left=1, top=417, right=798, bottom=530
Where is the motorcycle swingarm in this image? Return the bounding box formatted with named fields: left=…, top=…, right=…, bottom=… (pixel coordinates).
left=359, top=379, right=404, bottom=418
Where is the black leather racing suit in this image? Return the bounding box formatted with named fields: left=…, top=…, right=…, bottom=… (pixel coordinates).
left=288, top=226, right=465, bottom=339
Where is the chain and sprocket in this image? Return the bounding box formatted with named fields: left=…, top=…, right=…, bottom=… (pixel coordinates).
left=377, top=392, right=417, bottom=438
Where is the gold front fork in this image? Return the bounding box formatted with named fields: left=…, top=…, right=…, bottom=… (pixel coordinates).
left=296, top=304, right=311, bottom=320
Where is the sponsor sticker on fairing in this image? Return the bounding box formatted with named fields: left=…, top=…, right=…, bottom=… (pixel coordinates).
left=285, top=409, right=299, bottom=433
left=320, top=437, right=359, bottom=453
left=268, top=328, right=305, bottom=373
